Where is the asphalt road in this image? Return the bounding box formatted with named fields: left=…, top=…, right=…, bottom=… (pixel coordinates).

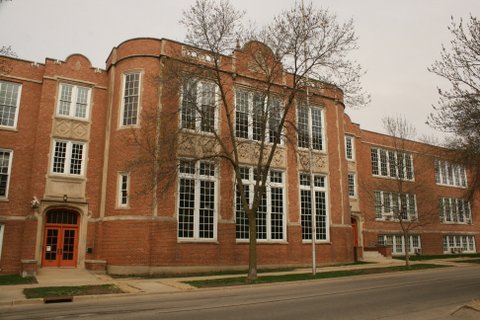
left=1, top=266, right=480, bottom=320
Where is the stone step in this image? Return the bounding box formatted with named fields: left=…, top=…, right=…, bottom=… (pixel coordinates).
left=363, top=251, right=391, bottom=261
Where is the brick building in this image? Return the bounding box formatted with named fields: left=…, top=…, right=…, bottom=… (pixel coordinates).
left=0, top=38, right=478, bottom=276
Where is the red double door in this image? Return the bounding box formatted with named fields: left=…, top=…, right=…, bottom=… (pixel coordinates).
left=42, top=210, right=79, bottom=268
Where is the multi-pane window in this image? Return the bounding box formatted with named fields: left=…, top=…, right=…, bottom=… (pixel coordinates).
left=345, top=135, right=354, bottom=160
left=178, top=160, right=217, bottom=240
left=117, top=173, right=129, bottom=207
left=300, top=173, right=329, bottom=241
left=297, top=104, right=323, bottom=151
left=121, top=72, right=141, bottom=126
left=0, top=80, right=21, bottom=129
left=181, top=80, right=217, bottom=133
left=443, top=235, right=476, bottom=253
left=434, top=160, right=467, bottom=188
left=374, top=190, right=417, bottom=221
left=235, top=89, right=283, bottom=143
left=348, top=173, right=356, bottom=197
left=0, top=149, right=13, bottom=198
left=377, top=234, right=421, bottom=255
left=235, top=166, right=285, bottom=241
left=371, top=147, right=414, bottom=180
left=439, top=197, right=471, bottom=224
left=57, top=83, right=91, bottom=120
left=51, top=140, right=86, bottom=176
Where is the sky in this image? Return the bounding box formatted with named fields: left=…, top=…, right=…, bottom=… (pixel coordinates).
left=1, top=0, right=479, bottom=140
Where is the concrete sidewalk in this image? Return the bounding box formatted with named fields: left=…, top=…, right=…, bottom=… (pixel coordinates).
left=0, top=257, right=473, bottom=307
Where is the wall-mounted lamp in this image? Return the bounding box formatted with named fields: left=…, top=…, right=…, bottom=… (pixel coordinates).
left=63, top=194, right=68, bottom=202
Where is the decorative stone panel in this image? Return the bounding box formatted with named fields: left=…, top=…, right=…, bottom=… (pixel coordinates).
left=53, top=118, right=90, bottom=141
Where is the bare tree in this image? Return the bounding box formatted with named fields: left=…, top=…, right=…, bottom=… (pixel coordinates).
left=365, top=116, right=439, bottom=267
left=428, top=15, right=480, bottom=194
left=128, top=0, right=368, bottom=281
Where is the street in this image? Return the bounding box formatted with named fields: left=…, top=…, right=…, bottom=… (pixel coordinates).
left=1, top=266, right=480, bottom=320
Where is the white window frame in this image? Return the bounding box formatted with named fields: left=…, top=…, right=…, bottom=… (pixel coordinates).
left=348, top=173, right=356, bottom=198
left=180, top=79, right=219, bottom=133
left=0, top=224, right=4, bottom=261
left=434, top=159, right=467, bottom=188
left=377, top=234, right=421, bottom=255
left=120, top=71, right=142, bottom=128
left=443, top=235, right=476, bottom=254
left=439, top=197, right=472, bottom=224
left=0, top=80, right=22, bottom=129
left=234, top=88, right=284, bottom=144
left=51, top=139, right=86, bottom=177
left=371, top=147, right=414, bottom=181
left=177, top=159, right=218, bottom=241
left=374, top=190, right=417, bottom=221
left=0, top=148, right=13, bottom=199
left=299, top=173, right=330, bottom=242
left=56, top=83, right=92, bottom=120
left=345, top=135, right=355, bottom=160
left=117, top=172, right=130, bottom=208
left=235, top=166, right=286, bottom=242
left=297, top=103, right=325, bottom=151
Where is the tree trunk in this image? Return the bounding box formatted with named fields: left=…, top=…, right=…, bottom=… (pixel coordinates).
left=247, top=209, right=258, bottom=281
left=404, top=231, right=410, bottom=268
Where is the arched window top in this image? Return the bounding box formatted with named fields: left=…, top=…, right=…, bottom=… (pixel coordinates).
left=46, top=210, right=78, bottom=225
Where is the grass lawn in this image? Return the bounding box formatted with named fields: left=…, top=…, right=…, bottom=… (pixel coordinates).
left=185, top=264, right=447, bottom=288
left=23, top=284, right=124, bottom=299
left=0, top=274, right=37, bottom=286
left=453, top=259, right=480, bottom=264
left=395, top=253, right=480, bottom=261
left=111, top=262, right=371, bottom=279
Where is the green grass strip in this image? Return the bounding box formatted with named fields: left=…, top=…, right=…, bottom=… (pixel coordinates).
left=453, top=259, right=480, bottom=264
left=185, top=264, right=447, bottom=288
left=395, top=253, right=480, bottom=261
left=23, top=284, right=123, bottom=299
left=0, top=274, right=37, bottom=286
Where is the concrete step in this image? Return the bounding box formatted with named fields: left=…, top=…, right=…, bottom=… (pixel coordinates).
left=363, top=251, right=391, bottom=261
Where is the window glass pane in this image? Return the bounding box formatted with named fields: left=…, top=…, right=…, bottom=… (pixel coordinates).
left=301, top=189, right=312, bottom=240
left=0, top=150, right=11, bottom=197
left=199, top=180, right=215, bottom=238
left=345, top=136, right=353, bottom=159
left=380, top=149, right=388, bottom=176
left=178, top=178, right=195, bottom=238
left=75, top=87, right=89, bottom=118
left=199, top=161, right=215, bottom=176
left=235, top=184, right=249, bottom=239
left=0, top=81, right=20, bottom=127
left=299, top=173, right=310, bottom=187
left=123, top=73, right=140, bottom=126
left=58, top=84, right=72, bottom=116
left=311, top=108, right=323, bottom=150
left=256, top=192, right=267, bottom=240
left=268, top=98, right=281, bottom=143
left=235, top=90, right=249, bottom=138
left=120, top=174, right=128, bottom=205
left=371, top=148, right=379, bottom=175
left=69, top=143, right=84, bottom=175
left=297, top=105, right=309, bottom=148
left=252, top=93, right=264, bottom=141
left=179, top=160, right=195, bottom=174
left=53, top=141, right=67, bottom=173
left=315, top=190, right=327, bottom=240
left=200, top=82, right=215, bottom=132
left=388, top=150, right=396, bottom=177
left=270, top=187, right=283, bottom=239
